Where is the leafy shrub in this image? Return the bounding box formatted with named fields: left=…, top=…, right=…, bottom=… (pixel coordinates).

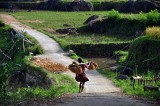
left=0, top=22, right=43, bottom=98
left=146, top=10, right=160, bottom=26
left=136, top=12, right=147, bottom=21
left=108, top=9, right=121, bottom=20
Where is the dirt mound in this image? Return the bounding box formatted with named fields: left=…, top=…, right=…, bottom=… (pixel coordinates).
left=31, top=57, right=68, bottom=72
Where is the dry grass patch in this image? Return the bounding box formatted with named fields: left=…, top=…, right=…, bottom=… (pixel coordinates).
left=43, top=28, right=58, bottom=34
left=24, top=20, right=44, bottom=23
left=30, top=57, right=68, bottom=72
left=145, top=27, right=160, bottom=40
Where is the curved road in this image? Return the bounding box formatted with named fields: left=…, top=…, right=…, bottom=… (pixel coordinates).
left=0, top=14, right=153, bottom=106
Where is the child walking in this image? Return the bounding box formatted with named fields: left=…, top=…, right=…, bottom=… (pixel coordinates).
left=75, top=58, right=89, bottom=93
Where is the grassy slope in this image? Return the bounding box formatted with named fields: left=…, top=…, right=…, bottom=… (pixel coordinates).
left=11, top=11, right=131, bottom=46
left=0, top=21, right=78, bottom=101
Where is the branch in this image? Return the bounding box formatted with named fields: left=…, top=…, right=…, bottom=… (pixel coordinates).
left=0, top=49, right=11, bottom=59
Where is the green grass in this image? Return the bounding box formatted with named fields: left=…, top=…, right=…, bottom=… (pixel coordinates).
left=11, top=11, right=110, bottom=30
left=24, top=32, right=44, bottom=54
left=98, top=69, right=160, bottom=100
left=9, top=11, right=132, bottom=48
left=57, top=34, right=129, bottom=44
left=114, top=50, right=128, bottom=63
left=3, top=56, right=78, bottom=100
left=10, top=10, right=138, bottom=31
left=3, top=73, right=78, bottom=100
left=0, top=73, right=78, bottom=105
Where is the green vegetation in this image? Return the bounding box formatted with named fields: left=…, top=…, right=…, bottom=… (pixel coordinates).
left=0, top=22, right=43, bottom=99
left=5, top=9, right=160, bottom=100
left=98, top=69, right=160, bottom=100
left=126, top=36, right=160, bottom=72
left=10, top=9, right=160, bottom=59
left=11, top=10, right=132, bottom=50
left=2, top=56, right=78, bottom=100
left=0, top=24, right=43, bottom=63
left=11, top=10, right=160, bottom=46
left=84, top=10, right=160, bottom=36
left=0, top=21, right=78, bottom=103
left=11, top=11, right=109, bottom=30
left=101, top=12, right=160, bottom=99
left=114, top=50, right=128, bottom=63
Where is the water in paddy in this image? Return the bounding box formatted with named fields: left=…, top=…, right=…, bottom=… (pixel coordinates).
left=86, top=58, right=116, bottom=69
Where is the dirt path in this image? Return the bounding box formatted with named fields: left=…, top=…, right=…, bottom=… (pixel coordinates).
left=0, top=14, right=154, bottom=106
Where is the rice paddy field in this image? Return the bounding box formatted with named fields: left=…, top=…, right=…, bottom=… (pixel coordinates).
left=10, top=10, right=133, bottom=46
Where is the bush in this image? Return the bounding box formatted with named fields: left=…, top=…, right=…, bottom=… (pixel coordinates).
left=127, top=36, right=160, bottom=72
left=108, top=9, right=121, bottom=20
left=146, top=10, right=160, bottom=26
left=0, top=22, right=43, bottom=97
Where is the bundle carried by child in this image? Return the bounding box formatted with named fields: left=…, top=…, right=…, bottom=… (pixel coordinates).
left=68, top=61, right=83, bottom=74
left=88, top=61, right=98, bottom=70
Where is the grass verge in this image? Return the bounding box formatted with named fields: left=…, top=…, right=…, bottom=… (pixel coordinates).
left=97, top=69, right=160, bottom=100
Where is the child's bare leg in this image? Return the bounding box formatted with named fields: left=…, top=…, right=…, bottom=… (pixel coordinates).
left=79, top=82, right=82, bottom=93
left=81, top=82, right=85, bottom=92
